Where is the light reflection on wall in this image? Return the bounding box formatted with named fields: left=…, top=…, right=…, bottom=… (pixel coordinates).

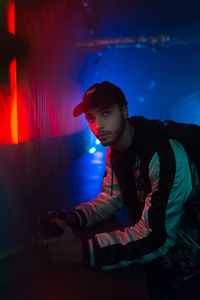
left=0, top=0, right=19, bottom=144
left=0, top=0, right=86, bottom=145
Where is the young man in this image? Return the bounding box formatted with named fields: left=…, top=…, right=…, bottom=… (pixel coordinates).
left=39, top=81, right=200, bottom=295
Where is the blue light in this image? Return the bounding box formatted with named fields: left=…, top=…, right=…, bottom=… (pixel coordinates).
left=97, top=52, right=102, bottom=57
left=136, top=97, right=144, bottom=102
left=89, top=147, right=96, bottom=154
left=89, top=29, right=94, bottom=35
left=95, top=139, right=100, bottom=145
left=83, top=2, right=88, bottom=7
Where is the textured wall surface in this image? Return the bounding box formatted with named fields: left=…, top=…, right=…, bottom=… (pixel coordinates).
left=0, top=0, right=86, bottom=259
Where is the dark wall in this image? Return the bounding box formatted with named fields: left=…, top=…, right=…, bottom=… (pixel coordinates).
left=0, top=131, right=88, bottom=260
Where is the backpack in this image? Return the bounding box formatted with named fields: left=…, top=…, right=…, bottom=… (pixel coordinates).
left=164, top=119, right=200, bottom=226
left=164, top=120, right=200, bottom=178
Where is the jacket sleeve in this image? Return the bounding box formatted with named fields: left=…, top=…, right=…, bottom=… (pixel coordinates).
left=71, top=147, right=123, bottom=228
left=81, top=139, right=194, bottom=269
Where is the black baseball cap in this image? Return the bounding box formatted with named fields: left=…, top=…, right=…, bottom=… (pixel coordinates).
left=73, top=81, right=127, bottom=117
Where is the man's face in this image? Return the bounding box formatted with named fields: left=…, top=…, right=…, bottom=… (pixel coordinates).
left=84, top=103, right=126, bottom=146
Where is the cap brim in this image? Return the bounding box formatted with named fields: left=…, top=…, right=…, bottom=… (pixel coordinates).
left=73, top=103, right=84, bottom=117
left=73, top=100, right=102, bottom=117
left=73, top=97, right=122, bottom=117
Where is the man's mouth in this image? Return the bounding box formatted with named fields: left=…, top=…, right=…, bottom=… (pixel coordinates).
left=97, top=133, right=110, bottom=140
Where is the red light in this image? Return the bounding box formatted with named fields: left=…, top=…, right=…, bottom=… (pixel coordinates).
left=7, top=1, right=15, bottom=35
left=9, top=59, right=18, bottom=144
left=7, top=1, right=18, bottom=144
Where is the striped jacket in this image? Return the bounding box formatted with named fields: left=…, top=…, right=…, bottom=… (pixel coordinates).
left=72, top=117, right=200, bottom=287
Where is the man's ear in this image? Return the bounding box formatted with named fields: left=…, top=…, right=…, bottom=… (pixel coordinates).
left=122, top=105, right=128, bottom=120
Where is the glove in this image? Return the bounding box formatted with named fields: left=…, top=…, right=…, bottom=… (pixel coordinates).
left=37, top=208, right=80, bottom=238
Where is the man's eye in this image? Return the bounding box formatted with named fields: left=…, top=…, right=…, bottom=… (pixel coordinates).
left=103, top=111, right=111, bottom=117
left=89, top=119, right=95, bottom=123
left=86, top=116, right=95, bottom=123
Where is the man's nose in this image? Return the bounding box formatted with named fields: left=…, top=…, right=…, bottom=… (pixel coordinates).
left=95, top=118, right=104, bottom=132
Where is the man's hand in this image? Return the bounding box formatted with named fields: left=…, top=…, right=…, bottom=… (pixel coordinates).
left=37, top=209, right=79, bottom=238
left=39, top=218, right=83, bottom=265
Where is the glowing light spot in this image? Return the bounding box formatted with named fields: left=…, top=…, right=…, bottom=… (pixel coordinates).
left=95, top=139, right=100, bottom=145
left=9, top=57, right=18, bottom=144
left=89, top=29, right=94, bottom=35
left=83, top=2, right=88, bottom=7
left=7, top=1, right=18, bottom=144
left=94, top=151, right=104, bottom=159
left=10, top=89, right=18, bottom=144
left=136, top=97, right=144, bottom=103
left=91, top=151, right=104, bottom=164
left=7, top=1, right=15, bottom=35
left=89, top=147, right=96, bottom=154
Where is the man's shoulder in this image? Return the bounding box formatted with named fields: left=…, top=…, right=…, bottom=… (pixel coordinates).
left=128, top=115, right=147, bottom=126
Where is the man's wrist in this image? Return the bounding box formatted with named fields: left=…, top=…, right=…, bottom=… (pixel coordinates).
left=68, top=211, right=82, bottom=228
